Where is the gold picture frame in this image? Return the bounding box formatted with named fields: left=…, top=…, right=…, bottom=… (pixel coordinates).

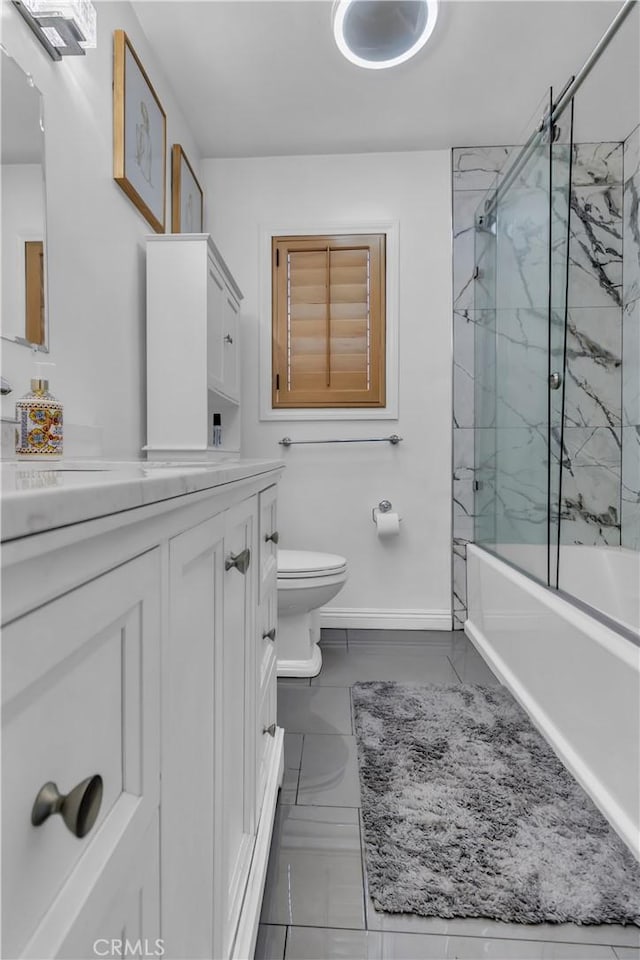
left=171, top=144, right=204, bottom=233
left=113, top=30, right=166, bottom=233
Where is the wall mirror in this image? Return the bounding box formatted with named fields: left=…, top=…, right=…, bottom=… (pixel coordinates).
left=1, top=47, right=49, bottom=351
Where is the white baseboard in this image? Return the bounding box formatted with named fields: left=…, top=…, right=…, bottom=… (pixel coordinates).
left=319, top=608, right=451, bottom=631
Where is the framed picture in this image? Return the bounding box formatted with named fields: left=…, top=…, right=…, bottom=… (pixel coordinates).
left=172, top=144, right=204, bottom=233
left=113, top=30, right=166, bottom=233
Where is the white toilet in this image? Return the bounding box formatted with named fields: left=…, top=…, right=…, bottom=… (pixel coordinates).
left=276, top=549, right=348, bottom=677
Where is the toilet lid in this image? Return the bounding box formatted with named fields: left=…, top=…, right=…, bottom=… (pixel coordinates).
left=277, top=549, right=347, bottom=578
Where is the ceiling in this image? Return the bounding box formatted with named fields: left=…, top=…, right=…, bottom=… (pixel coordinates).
left=132, top=0, right=637, bottom=159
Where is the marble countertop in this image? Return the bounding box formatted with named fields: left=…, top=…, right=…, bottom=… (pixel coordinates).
left=1, top=458, right=284, bottom=542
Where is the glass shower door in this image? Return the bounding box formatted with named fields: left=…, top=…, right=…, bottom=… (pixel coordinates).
left=474, top=91, right=555, bottom=584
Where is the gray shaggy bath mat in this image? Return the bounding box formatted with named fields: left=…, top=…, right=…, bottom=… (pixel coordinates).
left=352, top=681, right=640, bottom=925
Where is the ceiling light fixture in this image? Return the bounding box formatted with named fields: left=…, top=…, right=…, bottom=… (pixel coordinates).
left=12, top=0, right=97, bottom=60
left=333, top=0, right=438, bottom=70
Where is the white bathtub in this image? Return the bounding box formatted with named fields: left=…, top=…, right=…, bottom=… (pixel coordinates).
left=495, top=543, right=640, bottom=633
left=466, top=543, right=640, bottom=859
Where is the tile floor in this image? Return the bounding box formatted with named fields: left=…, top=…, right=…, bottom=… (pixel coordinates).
left=257, top=630, right=640, bottom=960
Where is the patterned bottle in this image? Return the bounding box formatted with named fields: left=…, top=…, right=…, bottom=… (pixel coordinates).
left=15, top=378, right=63, bottom=459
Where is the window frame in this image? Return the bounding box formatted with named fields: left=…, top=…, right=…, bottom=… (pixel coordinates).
left=258, top=220, right=399, bottom=422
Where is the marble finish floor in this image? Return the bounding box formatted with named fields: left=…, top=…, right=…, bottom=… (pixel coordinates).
left=257, top=630, right=640, bottom=960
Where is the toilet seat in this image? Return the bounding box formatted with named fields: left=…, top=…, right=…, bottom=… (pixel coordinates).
left=277, top=549, right=347, bottom=580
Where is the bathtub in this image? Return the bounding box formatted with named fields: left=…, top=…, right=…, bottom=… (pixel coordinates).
left=466, top=543, right=640, bottom=859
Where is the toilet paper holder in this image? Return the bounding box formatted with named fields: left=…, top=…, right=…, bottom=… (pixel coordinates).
left=371, top=500, right=401, bottom=524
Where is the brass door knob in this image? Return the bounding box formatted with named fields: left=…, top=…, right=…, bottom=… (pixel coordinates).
left=262, top=628, right=276, bottom=642
left=225, top=548, right=251, bottom=574
left=264, top=531, right=279, bottom=544
left=31, top=774, right=103, bottom=839
left=263, top=723, right=276, bottom=737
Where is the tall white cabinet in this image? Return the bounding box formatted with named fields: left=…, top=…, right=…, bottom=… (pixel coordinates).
left=2, top=465, right=283, bottom=960
left=145, top=235, right=243, bottom=458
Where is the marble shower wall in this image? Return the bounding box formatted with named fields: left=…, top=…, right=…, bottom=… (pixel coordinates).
left=622, top=125, right=640, bottom=550
left=451, top=143, right=625, bottom=627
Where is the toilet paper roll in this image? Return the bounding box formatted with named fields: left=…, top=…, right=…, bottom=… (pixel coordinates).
left=375, top=511, right=400, bottom=538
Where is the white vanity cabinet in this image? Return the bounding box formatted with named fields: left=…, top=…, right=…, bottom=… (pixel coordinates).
left=1, top=463, right=283, bottom=960
left=145, top=235, right=243, bottom=457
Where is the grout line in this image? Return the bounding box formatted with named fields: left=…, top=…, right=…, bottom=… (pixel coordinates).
left=357, top=807, right=369, bottom=931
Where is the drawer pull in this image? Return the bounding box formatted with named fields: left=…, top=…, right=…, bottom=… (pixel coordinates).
left=225, top=548, right=251, bottom=574
left=263, top=723, right=276, bottom=737
left=264, top=531, right=279, bottom=544
left=31, top=774, right=103, bottom=839
left=262, top=628, right=276, bottom=642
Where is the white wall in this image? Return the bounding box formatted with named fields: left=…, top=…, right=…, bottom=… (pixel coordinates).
left=202, top=152, right=452, bottom=625
left=0, top=1, right=201, bottom=457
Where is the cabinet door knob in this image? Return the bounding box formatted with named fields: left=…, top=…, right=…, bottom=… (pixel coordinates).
left=31, top=775, right=103, bottom=839
left=264, top=531, right=279, bottom=544
left=262, top=628, right=276, bottom=642
left=225, top=548, right=251, bottom=574
left=224, top=334, right=233, bottom=344
left=263, top=723, right=276, bottom=737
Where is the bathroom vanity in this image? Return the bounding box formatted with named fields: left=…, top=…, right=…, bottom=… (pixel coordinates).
left=1, top=459, right=283, bottom=960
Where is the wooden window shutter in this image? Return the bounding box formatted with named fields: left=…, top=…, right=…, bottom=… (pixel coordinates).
left=272, top=234, right=386, bottom=408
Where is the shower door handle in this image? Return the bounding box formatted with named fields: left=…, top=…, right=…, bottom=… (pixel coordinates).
left=549, top=372, right=562, bottom=390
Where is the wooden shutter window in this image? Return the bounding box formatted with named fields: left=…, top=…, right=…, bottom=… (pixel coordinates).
left=272, top=234, right=386, bottom=408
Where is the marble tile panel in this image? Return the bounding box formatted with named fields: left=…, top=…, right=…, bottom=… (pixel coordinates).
left=453, top=190, right=495, bottom=310
left=623, top=125, right=640, bottom=186
left=297, top=734, right=361, bottom=807
left=572, top=142, right=624, bottom=187
left=623, top=172, right=640, bottom=304
left=310, top=644, right=459, bottom=687
left=495, top=185, right=550, bottom=311
left=564, top=307, right=622, bottom=428
left=568, top=185, right=623, bottom=309
left=277, top=686, right=353, bottom=735
left=494, top=426, right=549, bottom=546
left=255, top=925, right=287, bottom=960
left=494, top=308, right=549, bottom=429
left=453, top=309, right=475, bottom=428
left=623, top=300, right=640, bottom=426
left=260, top=804, right=365, bottom=929
left=558, top=426, right=622, bottom=545
left=452, top=146, right=511, bottom=191
left=452, top=537, right=467, bottom=616
left=453, top=427, right=475, bottom=526
left=622, top=424, right=640, bottom=551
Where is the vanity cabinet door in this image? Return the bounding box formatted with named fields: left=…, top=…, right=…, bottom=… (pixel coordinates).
left=259, top=484, right=278, bottom=603
left=163, top=513, right=226, bottom=960
left=218, top=497, right=258, bottom=959
left=2, top=550, right=161, bottom=960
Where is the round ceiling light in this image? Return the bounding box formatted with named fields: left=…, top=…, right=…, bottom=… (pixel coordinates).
left=333, top=0, right=439, bottom=70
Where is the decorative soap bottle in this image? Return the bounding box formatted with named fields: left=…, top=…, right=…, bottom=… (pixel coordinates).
left=15, top=362, right=63, bottom=459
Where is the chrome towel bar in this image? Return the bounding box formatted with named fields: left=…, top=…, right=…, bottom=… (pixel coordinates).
left=279, top=435, right=402, bottom=447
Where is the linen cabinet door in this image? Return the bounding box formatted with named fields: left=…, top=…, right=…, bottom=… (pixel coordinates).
left=207, top=254, right=226, bottom=395
left=2, top=550, right=161, bottom=960
left=221, top=286, right=240, bottom=402
left=163, top=514, right=226, bottom=960
left=217, top=497, right=258, bottom=959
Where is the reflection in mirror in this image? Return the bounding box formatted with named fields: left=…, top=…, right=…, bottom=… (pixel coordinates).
left=1, top=48, right=48, bottom=350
